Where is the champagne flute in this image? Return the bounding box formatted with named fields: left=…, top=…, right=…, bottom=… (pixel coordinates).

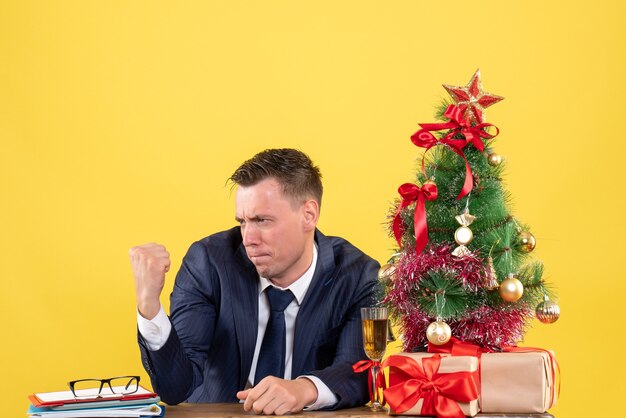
left=361, top=307, right=388, bottom=411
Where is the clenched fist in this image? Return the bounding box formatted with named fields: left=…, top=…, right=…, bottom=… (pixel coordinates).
left=129, top=243, right=171, bottom=320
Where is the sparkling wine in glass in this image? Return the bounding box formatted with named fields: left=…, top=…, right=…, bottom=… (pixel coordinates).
left=361, top=307, right=388, bottom=411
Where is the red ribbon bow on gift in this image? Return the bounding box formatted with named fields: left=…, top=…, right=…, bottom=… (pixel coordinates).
left=382, top=354, right=479, bottom=418
left=352, top=360, right=387, bottom=405
left=427, top=337, right=490, bottom=391
left=392, top=181, right=438, bottom=254
left=411, top=104, right=499, bottom=200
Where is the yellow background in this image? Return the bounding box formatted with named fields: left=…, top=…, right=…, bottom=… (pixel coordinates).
left=1, top=1, right=624, bottom=416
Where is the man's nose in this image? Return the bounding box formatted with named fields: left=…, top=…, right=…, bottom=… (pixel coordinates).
left=241, top=224, right=259, bottom=246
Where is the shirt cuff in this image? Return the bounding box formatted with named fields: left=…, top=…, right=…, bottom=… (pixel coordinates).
left=137, top=305, right=171, bottom=351
left=298, top=375, right=338, bottom=410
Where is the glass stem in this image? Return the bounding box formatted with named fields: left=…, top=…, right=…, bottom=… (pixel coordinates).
left=371, top=364, right=380, bottom=406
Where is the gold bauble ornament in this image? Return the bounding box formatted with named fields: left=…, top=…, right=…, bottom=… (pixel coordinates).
left=487, top=153, right=502, bottom=166
left=378, top=263, right=397, bottom=283
left=426, top=319, right=452, bottom=345
left=518, top=231, right=536, bottom=253
left=535, top=296, right=560, bottom=324
left=499, top=274, right=524, bottom=302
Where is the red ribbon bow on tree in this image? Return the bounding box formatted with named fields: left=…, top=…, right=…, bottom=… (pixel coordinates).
left=352, top=360, right=387, bottom=405
left=382, top=354, right=479, bottom=418
left=392, top=181, right=438, bottom=254
left=410, top=104, right=499, bottom=200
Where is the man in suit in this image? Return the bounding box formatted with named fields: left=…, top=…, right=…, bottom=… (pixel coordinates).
left=130, top=148, right=379, bottom=415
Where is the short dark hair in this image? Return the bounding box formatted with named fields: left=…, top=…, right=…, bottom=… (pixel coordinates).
left=230, top=148, right=323, bottom=208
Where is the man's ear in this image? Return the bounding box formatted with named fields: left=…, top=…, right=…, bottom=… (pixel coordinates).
left=302, top=200, right=319, bottom=231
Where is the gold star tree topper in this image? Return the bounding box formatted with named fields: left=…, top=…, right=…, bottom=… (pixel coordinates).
left=443, top=69, right=504, bottom=124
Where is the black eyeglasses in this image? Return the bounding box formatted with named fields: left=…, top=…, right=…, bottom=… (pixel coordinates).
left=68, top=376, right=140, bottom=399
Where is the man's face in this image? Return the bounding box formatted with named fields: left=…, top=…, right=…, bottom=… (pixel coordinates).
left=235, top=178, right=318, bottom=284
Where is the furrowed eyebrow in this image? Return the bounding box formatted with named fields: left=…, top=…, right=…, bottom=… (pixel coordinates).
left=235, top=215, right=272, bottom=223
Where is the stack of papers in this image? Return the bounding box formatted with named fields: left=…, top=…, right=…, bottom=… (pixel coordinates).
left=27, top=386, right=163, bottom=417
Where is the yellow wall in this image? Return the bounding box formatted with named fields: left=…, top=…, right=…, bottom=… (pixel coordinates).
left=2, top=1, right=624, bottom=416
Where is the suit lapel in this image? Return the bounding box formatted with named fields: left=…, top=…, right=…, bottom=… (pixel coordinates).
left=225, top=244, right=259, bottom=389
left=292, top=230, right=335, bottom=376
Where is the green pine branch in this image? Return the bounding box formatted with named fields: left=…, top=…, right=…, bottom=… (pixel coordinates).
left=409, top=268, right=479, bottom=319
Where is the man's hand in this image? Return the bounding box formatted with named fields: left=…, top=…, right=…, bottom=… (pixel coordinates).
left=236, top=376, right=318, bottom=415
left=129, top=243, right=171, bottom=320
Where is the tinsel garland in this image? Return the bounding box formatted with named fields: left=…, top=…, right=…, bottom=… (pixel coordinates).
left=384, top=244, right=530, bottom=351
left=450, top=305, right=529, bottom=351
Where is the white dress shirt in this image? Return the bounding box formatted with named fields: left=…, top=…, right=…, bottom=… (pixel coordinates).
left=137, top=244, right=338, bottom=409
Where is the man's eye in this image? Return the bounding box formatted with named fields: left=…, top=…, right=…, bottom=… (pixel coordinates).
left=256, top=218, right=266, bottom=224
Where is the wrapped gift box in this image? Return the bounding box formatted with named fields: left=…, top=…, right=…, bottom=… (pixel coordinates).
left=480, top=350, right=558, bottom=413
left=384, top=353, right=480, bottom=417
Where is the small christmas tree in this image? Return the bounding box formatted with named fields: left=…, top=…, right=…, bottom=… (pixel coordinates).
left=382, top=70, right=560, bottom=352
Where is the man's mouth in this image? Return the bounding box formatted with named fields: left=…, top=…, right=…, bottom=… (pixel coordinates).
left=248, top=253, right=270, bottom=261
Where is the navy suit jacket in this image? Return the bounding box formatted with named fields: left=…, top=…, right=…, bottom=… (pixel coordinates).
left=138, top=227, right=379, bottom=409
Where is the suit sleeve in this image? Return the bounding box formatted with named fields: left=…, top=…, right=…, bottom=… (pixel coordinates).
left=309, top=256, right=380, bottom=409
left=138, top=241, right=219, bottom=405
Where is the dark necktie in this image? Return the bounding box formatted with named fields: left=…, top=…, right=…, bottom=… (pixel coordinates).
left=254, top=286, right=295, bottom=385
